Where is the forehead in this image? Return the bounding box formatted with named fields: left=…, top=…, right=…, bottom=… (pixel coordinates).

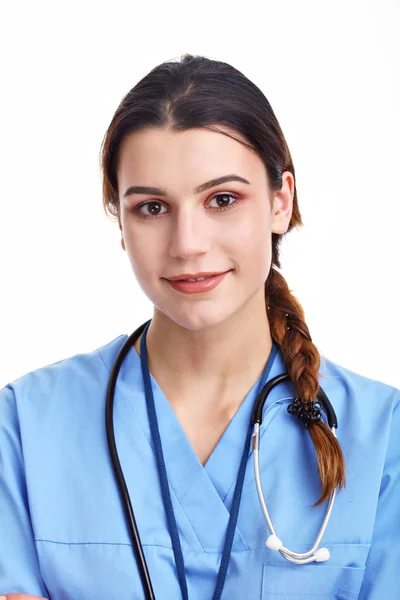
left=116, top=126, right=267, bottom=192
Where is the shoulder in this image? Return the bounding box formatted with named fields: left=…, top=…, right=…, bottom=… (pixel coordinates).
left=0, top=333, right=128, bottom=414
left=317, top=352, right=400, bottom=461
left=319, top=352, right=399, bottom=410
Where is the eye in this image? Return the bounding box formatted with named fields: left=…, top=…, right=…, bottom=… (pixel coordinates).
left=208, top=193, right=238, bottom=211
left=135, top=201, right=168, bottom=218
left=134, top=192, right=244, bottom=219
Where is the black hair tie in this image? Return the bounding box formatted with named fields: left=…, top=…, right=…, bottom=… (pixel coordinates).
left=287, top=397, right=323, bottom=428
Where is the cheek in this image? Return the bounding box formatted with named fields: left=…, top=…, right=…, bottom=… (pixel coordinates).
left=234, top=210, right=270, bottom=253
left=124, top=231, right=162, bottom=283
left=234, top=213, right=271, bottom=282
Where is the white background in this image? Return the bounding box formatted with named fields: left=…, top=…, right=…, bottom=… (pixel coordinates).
left=0, top=0, right=399, bottom=389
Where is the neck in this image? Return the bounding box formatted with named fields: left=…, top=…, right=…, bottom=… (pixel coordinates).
left=134, top=287, right=273, bottom=402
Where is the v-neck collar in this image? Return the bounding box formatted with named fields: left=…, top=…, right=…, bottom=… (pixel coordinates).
left=103, top=333, right=295, bottom=551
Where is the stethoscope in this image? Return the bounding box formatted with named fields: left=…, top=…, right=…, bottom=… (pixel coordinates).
left=105, top=319, right=338, bottom=599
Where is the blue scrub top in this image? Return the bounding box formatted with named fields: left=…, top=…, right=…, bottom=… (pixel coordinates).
left=0, top=333, right=399, bottom=599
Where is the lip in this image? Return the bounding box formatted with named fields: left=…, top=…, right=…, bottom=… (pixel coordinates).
left=164, top=270, right=232, bottom=294
left=165, top=270, right=230, bottom=282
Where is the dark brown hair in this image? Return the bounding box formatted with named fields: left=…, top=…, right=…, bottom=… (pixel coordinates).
left=99, top=53, right=346, bottom=507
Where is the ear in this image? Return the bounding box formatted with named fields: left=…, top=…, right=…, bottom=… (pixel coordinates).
left=119, top=221, right=126, bottom=251
left=271, top=171, right=294, bottom=234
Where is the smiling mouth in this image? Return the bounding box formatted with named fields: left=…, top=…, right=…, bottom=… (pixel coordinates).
left=177, top=274, right=217, bottom=282
left=165, top=269, right=232, bottom=282
left=163, top=270, right=232, bottom=294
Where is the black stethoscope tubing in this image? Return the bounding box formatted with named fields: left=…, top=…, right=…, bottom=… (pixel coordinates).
left=105, top=320, right=337, bottom=599
left=105, top=320, right=156, bottom=599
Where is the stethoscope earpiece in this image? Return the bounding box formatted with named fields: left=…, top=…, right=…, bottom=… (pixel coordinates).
left=314, top=547, right=331, bottom=562
left=266, top=535, right=331, bottom=563
left=266, top=534, right=283, bottom=550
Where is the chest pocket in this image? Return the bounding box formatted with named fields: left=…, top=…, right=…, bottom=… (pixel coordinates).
left=261, top=562, right=366, bottom=599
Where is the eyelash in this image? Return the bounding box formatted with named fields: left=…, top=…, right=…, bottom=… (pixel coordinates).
left=133, top=193, right=245, bottom=220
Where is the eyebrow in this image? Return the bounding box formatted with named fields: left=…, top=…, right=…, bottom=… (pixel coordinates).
left=122, top=174, right=251, bottom=199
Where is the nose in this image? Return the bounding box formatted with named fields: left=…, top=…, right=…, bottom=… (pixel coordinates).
left=168, top=209, right=212, bottom=259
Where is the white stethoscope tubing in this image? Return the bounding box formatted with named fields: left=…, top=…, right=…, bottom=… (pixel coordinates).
left=252, top=398, right=337, bottom=564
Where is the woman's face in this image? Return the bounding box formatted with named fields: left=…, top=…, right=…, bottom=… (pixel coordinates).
left=117, top=125, right=292, bottom=331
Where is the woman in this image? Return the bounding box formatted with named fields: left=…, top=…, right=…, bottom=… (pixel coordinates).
left=1, top=53, right=399, bottom=600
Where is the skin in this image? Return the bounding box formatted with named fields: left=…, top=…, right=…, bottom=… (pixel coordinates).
left=3, top=127, right=294, bottom=597
left=117, top=125, right=294, bottom=410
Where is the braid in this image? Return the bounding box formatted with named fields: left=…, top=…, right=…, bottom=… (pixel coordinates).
left=265, top=266, right=346, bottom=507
